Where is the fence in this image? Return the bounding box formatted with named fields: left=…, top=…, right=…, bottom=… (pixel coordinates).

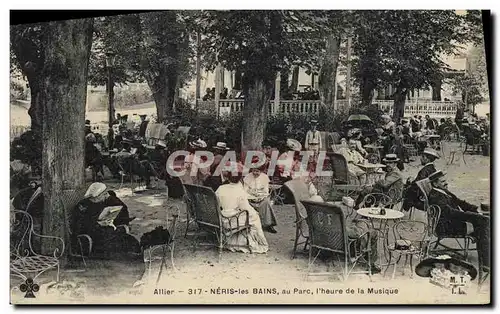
left=207, top=99, right=457, bottom=119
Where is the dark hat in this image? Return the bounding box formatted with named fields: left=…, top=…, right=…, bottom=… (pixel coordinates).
left=121, top=114, right=129, bottom=121
left=401, top=119, right=408, bottom=123
left=382, top=154, right=400, bottom=163
left=415, top=256, right=477, bottom=280
left=428, top=170, right=445, bottom=182
left=85, top=119, right=91, bottom=125
left=122, top=138, right=134, bottom=145
left=139, top=114, right=147, bottom=119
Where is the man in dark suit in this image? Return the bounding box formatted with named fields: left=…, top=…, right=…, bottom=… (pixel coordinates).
left=402, top=148, right=440, bottom=212
left=427, top=171, right=490, bottom=267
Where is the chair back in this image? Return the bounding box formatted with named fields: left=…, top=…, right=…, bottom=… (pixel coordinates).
left=416, top=178, right=432, bottom=206
left=360, top=192, right=394, bottom=209
left=387, top=183, right=404, bottom=206
left=183, top=184, right=221, bottom=229
left=181, top=184, right=196, bottom=220
left=326, top=153, right=349, bottom=184
left=301, top=200, right=347, bottom=255
left=393, top=220, right=428, bottom=245
left=284, top=179, right=311, bottom=223
left=426, top=204, right=441, bottom=237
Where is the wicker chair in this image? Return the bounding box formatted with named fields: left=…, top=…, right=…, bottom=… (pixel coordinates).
left=181, top=184, right=197, bottom=238
left=283, top=179, right=312, bottom=259
left=183, top=184, right=251, bottom=260
left=326, top=152, right=349, bottom=184
left=384, top=220, right=428, bottom=279
left=301, top=200, right=372, bottom=281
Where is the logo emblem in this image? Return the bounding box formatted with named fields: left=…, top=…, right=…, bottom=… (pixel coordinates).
left=20, top=278, right=39, bottom=298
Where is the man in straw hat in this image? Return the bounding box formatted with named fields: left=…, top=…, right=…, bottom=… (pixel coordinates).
left=72, top=183, right=140, bottom=260
left=402, top=148, right=440, bottom=211
left=427, top=171, right=490, bottom=268
left=243, top=156, right=278, bottom=233
left=354, top=154, right=403, bottom=209
left=304, top=119, right=322, bottom=154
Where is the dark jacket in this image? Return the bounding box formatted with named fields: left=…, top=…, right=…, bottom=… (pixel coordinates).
left=428, top=188, right=478, bottom=236
left=415, top=163, right=436, bottom=182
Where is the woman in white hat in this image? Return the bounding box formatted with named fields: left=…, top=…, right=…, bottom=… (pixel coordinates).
left=71, top=183, right=140, bottom=260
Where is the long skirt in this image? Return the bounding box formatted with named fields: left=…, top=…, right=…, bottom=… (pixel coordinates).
left=248, top=198, right=277, bottom=228
left=221, top=208, right=269, bottom=254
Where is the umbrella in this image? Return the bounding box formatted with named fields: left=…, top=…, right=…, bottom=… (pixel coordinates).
left=347, top=114, right=372, bottom=122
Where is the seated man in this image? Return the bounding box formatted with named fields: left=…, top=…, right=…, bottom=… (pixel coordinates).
left=243, top=163, right=278, bottom=233
left=85, top=133, right=105, bottom=180
left=354, top=154, right=403, bottom=209
left=427, top=171, right=490, bottom=268
left=347, top=128, right=367, bottom=156
left=347, top=219, right=381, bottom=274
left=148, top=140, right=168, bottom=179
left=402, top=148, right=440, bottom=211
left=340, top=139, right=367, bottom=185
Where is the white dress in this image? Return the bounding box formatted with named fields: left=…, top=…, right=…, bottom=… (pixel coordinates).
left=215, top=183, right=269, bottom=253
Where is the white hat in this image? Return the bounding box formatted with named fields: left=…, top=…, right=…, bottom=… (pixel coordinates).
left=423, top=148, right=440, bottom=159
left=213, top=142, right=229, bottom=150
left=382, top=154, right=400, bottom=163
left=286, top=139, right=302, bottom=152
left=84, top=183, right=107, bottom=199
left=381, top=114, right=391, bottom=120
left=189, top=138, right=207, bottom=148
left=156, top=140, right=167, bottom=148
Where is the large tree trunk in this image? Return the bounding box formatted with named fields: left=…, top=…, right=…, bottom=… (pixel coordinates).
left=241, top=76, right=272, bottom=152
left=318, top=35, right=341, bottom=110
left=392, top=87, right=408, bottom=122
left=39, top=19, right=93, bottom=255
left=148, top=69, right=177, bottom=123
left=289, top=66, right=299, bottom=93
left=27, top=76, right=42, bottom=135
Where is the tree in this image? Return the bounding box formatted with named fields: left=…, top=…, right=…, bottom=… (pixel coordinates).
left=10, top=24, right=45, bottom=136
left=38, top=18, right=93, bottom=254
left=194, top=10, right=337, bottom=151
left=351, top=10, right=478, bottom=121
left=87, top=12, right=194, bottom=122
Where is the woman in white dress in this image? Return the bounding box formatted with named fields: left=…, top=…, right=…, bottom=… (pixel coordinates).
left=215, top=163, right=269, bottom=254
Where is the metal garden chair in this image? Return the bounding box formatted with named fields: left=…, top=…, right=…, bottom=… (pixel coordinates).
left=283, top=179, right=311, bottom=259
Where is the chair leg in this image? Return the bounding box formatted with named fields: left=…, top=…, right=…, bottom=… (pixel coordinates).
left=409, top=254, right=414, bottom=278
left=303, top=236, right=309, bottom=251
left=170, top=244, right=178, bottom=272
left=384, top=252, right=393, bottom=277
left=291, top=227, right=300, bottom=260
left=392, top=255, right=402, bottom=280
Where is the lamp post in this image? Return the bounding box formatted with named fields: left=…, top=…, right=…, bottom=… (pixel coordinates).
left=105, top=51, right=116, bottom=150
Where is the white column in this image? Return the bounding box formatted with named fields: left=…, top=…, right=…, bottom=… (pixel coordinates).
left=215, top=58, right=221, bottom=117
left=274, top=72, right=281, bottom=115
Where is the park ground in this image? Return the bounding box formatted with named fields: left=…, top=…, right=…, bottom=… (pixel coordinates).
left=10, top=148, right=490, bottom=304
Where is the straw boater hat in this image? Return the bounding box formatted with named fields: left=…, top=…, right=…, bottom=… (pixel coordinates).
left=382, top=154, right=400, bottom=163
left=156, top=140, right=167, bottom=148
left=213, top=142, right=230, bottom=150
left=286, top=139, right=302, bottom=152
left=415, top=255, right=477, bottom=280
left=428, top=170, right=446, bottom=182
left=422, top=148, right=440, bottom=159
left=84, top=182, right=107, bottom=200
left=310, top=119, right=318, bottom=125
left=189, top=138, right=207, bottom=149
left=381, top=114, right=391, bottom=120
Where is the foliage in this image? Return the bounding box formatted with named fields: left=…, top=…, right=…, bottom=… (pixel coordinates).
left=351, top=10, right=481, bottom=107
left=10, top=79, right=28, bottom=100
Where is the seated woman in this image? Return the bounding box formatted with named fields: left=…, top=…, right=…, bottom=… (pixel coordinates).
left=71, top=183, right=141, bottom=260
left=215, top=163, right=269, bottom=254
left=243, top=163, right=278, bottom=234
left=339, top=139, right=367, bottom=185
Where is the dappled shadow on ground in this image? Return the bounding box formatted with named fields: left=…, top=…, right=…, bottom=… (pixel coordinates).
left=11, top=154, right=490, bottom=303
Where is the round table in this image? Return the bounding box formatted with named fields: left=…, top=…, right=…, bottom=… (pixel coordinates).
left=357, top=207, right=405, bottom=265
